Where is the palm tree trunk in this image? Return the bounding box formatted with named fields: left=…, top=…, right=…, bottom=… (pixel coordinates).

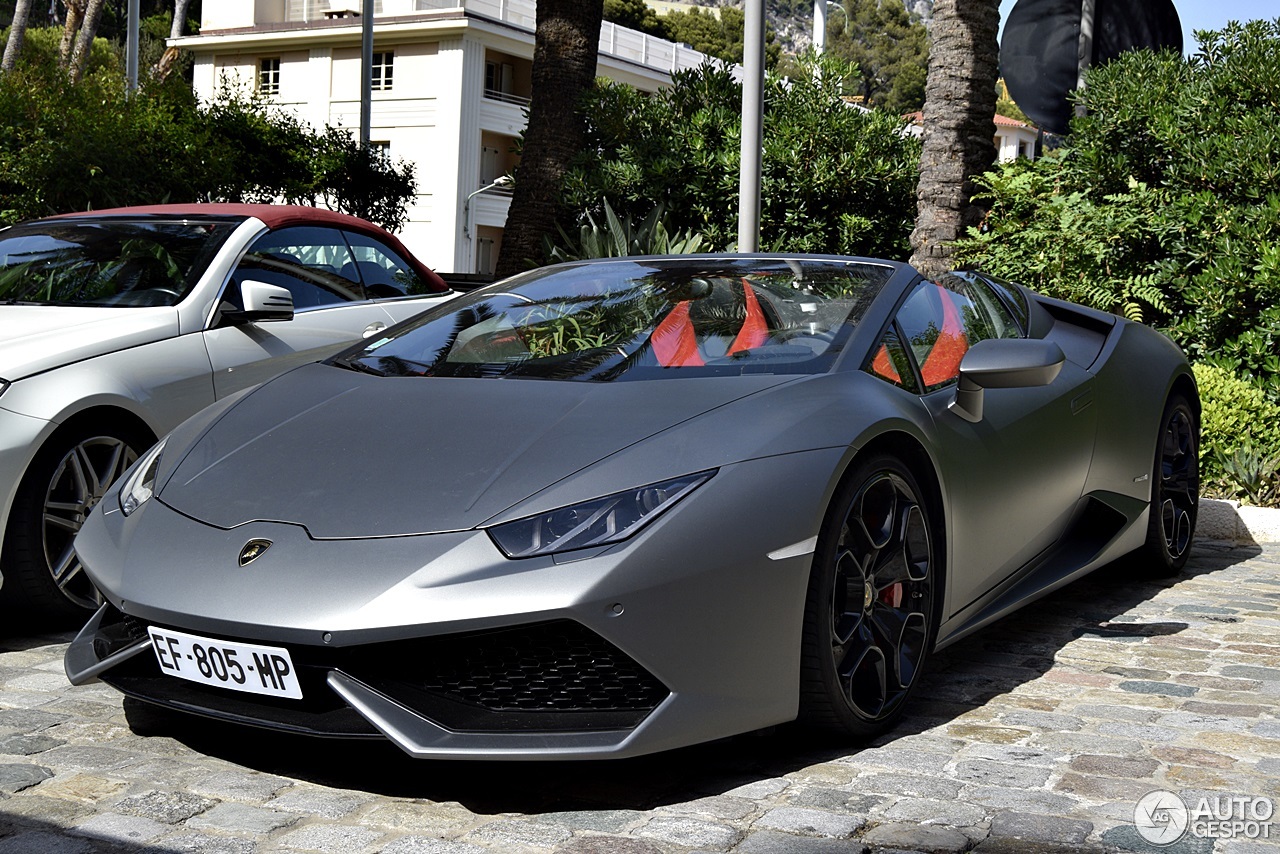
left=60, top=0, right=86, bottom=66
left=171, top=0, right=192, bottom=39
left=908, top=0, right=1000, bottom=277
left=1, top=0, right=33, bottom=72
left=494, top=0, right=604, bottom=279
left=68, top=0, right=106, bottom=83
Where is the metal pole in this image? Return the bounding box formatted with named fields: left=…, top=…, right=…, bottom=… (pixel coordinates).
left=813, top=0, right=827, bottom=55
left=1075, top=0, right=1096, bottom=119
left=738, top=0, right=765, bottom=253
left=360, top=0, right=374, bottom=147
left=125, top=0, right=139, bottom=93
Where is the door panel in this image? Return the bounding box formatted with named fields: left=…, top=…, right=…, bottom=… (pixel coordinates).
left=866, top=276, right=1098, bottom=616
left=926, top=363, right=1097, bottom=615
left=205, top=303, right=394, bottom=398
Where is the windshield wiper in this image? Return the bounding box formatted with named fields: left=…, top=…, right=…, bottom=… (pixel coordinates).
left=332, top=357, right=387, bottom=377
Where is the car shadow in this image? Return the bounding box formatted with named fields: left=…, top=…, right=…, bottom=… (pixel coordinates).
left=0, top=626, right=76, bottom=654
left=112, top=541, right=1263, bottom=816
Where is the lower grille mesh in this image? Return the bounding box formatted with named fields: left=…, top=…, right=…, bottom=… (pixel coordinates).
left=395, top=620, right=668, bottom=712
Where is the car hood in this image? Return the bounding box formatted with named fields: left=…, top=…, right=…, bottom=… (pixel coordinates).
left=0, top=306, right=178, bottom=381
left=158, top=362, right=802, bottom=538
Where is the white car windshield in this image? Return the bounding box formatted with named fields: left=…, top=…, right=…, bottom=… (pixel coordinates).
left=0, top=217, right=237, bottom=307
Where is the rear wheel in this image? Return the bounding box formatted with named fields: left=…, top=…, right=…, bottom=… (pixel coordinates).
left=1139, top=392, right=1199, bottom=577
left=2, top=422, right=149, bottom=619
left=798, top=454, right=938, bottom=738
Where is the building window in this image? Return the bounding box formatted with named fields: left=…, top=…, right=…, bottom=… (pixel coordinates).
left=259, top=57, right=280, bottom=95
left=484, top=60, right=521, bottom=103
left=1017, top=140, right=1029, bottom=159
left=370, top=140, right=391, bottom=155
left=372, top=51, right=394, bottom=91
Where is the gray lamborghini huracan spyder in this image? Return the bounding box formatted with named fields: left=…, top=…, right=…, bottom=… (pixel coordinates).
left=65, top=255, right=1198, bottom=760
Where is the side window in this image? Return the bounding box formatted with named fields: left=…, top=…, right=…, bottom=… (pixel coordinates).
left=234, top=226, right=365, bottom=310
left=894, top=280, right=969, bottom=391
left=867, top=325, right=920, bottom=393
left=343, top=230, right=432, bottom=297
left=892, top=276, right=1024, bottom=392
left=968, top=273, right=1028, bottom=336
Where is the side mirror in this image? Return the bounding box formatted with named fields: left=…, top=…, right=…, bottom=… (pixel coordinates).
left=224, top=281, right=295, bottom=324
left=949, top=338, right=1065, bottom=423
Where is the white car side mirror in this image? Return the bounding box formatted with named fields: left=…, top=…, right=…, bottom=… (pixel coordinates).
left=236, top=281, right=295, bottom=323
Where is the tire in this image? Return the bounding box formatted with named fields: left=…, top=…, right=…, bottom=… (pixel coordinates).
left=798, top=453, right=939, bottom=739
left=1, top=421, right=150, bottom=620
left=1138, top=392, right=1199, bottom=577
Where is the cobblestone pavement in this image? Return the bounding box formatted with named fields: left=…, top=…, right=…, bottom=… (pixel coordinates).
left=1, top=543, right=1278, bottom=854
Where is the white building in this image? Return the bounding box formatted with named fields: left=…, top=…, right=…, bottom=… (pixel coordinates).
left=176, top=1, right=714, bottom=274
left=903, top=111, right=1039, bottom=163
left=993, top=114, right=1038, bottom=163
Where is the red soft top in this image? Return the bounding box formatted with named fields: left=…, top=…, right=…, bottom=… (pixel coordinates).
left=48, top=203, right=449, bottom=293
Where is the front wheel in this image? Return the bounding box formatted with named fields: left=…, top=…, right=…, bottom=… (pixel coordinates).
left=798, top=454, right=939, bottom=739
left=2, top=422, right=149, bottom=619
left=1138, top=392, right=1199, bottom=577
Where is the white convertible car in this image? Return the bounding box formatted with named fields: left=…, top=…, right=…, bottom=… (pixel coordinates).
left=0, top=204, right=455, bottom=619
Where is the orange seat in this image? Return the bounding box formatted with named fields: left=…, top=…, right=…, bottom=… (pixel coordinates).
left=651, top=279, right=770, bottom=367
left=920, top=284, right=969, bottom=387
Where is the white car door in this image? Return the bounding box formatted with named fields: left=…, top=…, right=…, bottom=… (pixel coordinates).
left=203, top=225, right=445, bottom=398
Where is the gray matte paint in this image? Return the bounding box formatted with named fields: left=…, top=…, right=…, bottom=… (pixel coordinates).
left=66, top=254, right=1196, bottom=760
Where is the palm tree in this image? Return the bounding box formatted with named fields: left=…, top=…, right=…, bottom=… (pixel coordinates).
left=67, top=0, right=106, bottom=83
left=61, top=0, right=86, bottom=65
left=908, top=0, right=1001, bottom=277
left=171, top=0, right=193, bottom=38
left=494, top=0, right=604, bottom=278
left=1, top=0, right=33, bottom=72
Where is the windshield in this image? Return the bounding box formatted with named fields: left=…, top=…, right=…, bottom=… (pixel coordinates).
left=334, top=257, right=895, bottom=381
left=0, top=218, right=237, bottom=307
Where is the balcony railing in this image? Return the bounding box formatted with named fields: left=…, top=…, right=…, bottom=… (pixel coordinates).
left=482, top=87, right=531, bottom=107
left=283, top=0, right=712, bottom=75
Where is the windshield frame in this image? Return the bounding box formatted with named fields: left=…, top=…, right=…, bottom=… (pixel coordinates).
left=331, top=255, right=901, bottom=383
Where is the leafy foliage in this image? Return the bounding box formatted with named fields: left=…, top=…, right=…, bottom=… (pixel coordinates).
left=0, top=32, right=416, bottom=231
left=1194, top=363, right=1280, bottom=505
left=955, top=20, right=1280, bottom=403
left=559, top=56, right=920, bottom=259
left=823, top=0, right=929, bottom=114
left=544, top=199, right=705, bottom=262
left=661, top=6, right=782, bottom=68
left=602, top=0, right=668, bottom=39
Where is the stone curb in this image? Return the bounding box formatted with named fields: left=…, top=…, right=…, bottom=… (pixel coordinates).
left=1197, top=497, right=1280, bottom=544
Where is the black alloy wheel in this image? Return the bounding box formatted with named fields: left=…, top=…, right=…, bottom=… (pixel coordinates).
left=799, top=453, right=938, bottom=738
left=1141, top=392, right=1199, bottom=576
left=2, top=423, right=147, bottom=618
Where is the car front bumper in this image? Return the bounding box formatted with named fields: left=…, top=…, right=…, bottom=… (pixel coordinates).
left=66, top=448, right=845, bottom=759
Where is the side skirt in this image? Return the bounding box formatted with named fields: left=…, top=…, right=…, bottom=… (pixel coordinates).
left=934, top=491, right=1148, bottom=650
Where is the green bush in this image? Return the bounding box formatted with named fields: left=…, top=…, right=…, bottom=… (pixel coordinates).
left=543, top=199, right=706, bottom=262
left=0, top=30, right=416, bottom=231
left=559, top=56, right=920, bottom=260
left=955, top=20, right=1280, bottom=403
left=1194, top=363, right=1280, bottom=504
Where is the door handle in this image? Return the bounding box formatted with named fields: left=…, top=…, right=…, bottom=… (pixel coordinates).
left=362, top=322, right=387, bottom=338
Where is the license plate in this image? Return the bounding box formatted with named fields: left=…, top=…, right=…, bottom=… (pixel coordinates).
left=147, top=626, right=303, bottom=700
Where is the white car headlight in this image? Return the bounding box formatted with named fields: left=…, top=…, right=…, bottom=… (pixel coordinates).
left=119, top=438, right=167, bottom=516
left=487, top=471, right=714, bottom=559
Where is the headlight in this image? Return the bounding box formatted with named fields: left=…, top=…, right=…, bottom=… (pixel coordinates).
left=0, top=379, right=8, bottom=398
left=119, top=438, right=166, bottom=516
left=488, top=471, right=715, bottom=558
